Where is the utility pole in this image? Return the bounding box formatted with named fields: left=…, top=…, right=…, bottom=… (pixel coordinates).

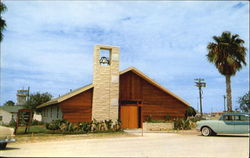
left=223, top=95, right=226, bottom=112
left=197, top=97, right=199, bottom=112
left=195, top=78, right=206, bottom=117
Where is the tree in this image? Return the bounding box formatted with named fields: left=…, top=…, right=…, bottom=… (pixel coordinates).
left=185, top=106, right=197, bottom=118
left=25, top=92, right=52, bottom=112
left=3, top=100, right=15, bottom=106
left=206, top=31, right=247, bottom=112
left=0, top=2, right=7, bottom=42
left=238, top=92, right=250, bottom=112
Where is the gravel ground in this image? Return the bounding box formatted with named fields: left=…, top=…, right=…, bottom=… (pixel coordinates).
left=0, top=130, right=249, bottom=157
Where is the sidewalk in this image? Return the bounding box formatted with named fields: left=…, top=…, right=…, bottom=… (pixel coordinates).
left=124, top=128, right=199, bottom=135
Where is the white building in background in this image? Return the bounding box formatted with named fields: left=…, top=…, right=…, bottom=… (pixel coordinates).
left=16, top=88, right=29, bottom=106
left=0, top=106, right=24, bottom=125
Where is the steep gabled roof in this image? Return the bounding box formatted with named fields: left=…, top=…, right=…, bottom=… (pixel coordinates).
left=37, top=67, right=189, bottom=109
left=37, top=84, right=93, bottom=109
left=120, top=67, right=190, bottom=106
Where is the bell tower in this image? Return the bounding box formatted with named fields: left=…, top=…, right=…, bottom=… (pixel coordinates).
left=92, top=45, right=120, bottom=121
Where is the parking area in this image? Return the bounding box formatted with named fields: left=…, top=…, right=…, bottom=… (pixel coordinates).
left=0, top=132, right=249, bottom=157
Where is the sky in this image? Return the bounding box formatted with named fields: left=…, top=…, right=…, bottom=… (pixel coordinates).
left=1, top=1, right=249, bottom=113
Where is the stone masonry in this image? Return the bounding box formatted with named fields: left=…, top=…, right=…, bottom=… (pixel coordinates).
left=92, top=45, right=120, bottom=121
left=143, top=122, right=174, bottom=131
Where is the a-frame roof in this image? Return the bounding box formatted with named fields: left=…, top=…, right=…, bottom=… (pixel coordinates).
left=121, top=67, right=190, bottom=106
left=37, top=67, right=189, bottom=109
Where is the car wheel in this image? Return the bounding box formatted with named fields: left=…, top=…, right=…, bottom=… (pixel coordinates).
left=201, top=127, right=212, bottom=136
left=0, top=143, right=7, bottom=150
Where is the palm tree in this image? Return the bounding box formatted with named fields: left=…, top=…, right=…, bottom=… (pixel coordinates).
left=207, top=31, right=247, bottom=112
left=0, top=2, right=7, bottom=42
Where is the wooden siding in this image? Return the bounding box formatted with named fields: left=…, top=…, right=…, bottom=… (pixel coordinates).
left=120, top=71, right=142, bottom=101
left=54, top=69, right=187, bottom=125
left=59, top=88, right=93, bottom=122
left=120, top=71, right=188, bottom=123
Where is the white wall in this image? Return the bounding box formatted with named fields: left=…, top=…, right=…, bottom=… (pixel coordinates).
left=0, top=109, right=12, bottom=125
left=33, top=113, right=42, bottom=121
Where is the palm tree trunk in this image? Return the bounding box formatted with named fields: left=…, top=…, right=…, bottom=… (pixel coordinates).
left=226, top=75, right=233, bottom=112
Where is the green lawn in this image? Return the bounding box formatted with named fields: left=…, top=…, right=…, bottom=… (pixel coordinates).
left=13, top=126, right=130, bottom=144
left=16, top=125, right=49, bottom=135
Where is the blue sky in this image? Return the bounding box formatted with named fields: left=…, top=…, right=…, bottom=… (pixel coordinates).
left=1, top=1, right=249, bottom=112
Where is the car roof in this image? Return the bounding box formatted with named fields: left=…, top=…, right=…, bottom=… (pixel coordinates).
left=223, top=112, right=249, bottom=116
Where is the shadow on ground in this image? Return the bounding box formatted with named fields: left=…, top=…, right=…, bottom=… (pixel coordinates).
left=215, top=134, right=249, bottom=137
left=1, top=147, right=20, bottom=151
left=197, top=134, right=249, bottom=137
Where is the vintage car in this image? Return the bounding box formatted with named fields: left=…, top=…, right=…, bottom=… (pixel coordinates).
left=196, top=112, right=249, bottom=136
left=0, top=126, right=16, bottom=149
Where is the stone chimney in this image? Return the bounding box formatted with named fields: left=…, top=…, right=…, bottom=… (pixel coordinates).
left=92, top=45, right=120, bottom=121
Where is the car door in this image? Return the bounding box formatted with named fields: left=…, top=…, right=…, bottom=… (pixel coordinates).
left=234, top=115, right=249, bottom=133
left=216, top=115, right=235, bottom=133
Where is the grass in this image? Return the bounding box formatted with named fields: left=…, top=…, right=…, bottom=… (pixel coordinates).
left=14, top=127, right=133, bottom=144
left=16, top=125, right=50, bottom=135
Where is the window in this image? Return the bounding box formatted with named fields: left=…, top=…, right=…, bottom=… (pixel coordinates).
left=223, top=115, right=233, bottom=120
left=51, top=107, right=52, bottom=118
left=57, top=106, right=59, bottom=118
left=240, top=115, right=249, bottom=121
left=0, top=116, right=2, bottom=121
left=234, top=115, right=240, bottom=121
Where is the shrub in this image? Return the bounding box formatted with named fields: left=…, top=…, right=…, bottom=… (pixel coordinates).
left=60, top=120, right=74, bottom=132
left=185, top=106, right=197, bottom=118
left=46, top=120, right=61, bottom=130
left=79, top=122, right=91, bottom=133
left=165, top=114, right=171, bottom=121
left=173, top=118, right=191, bottom=130
left=105, top=119, right=113, bottom=130
left=112, top=120, right=122, bottom=131
left=146, top=115, right=153, bottom=122
left=8, top=119, right=17, bottom=127
left=45, top=119, right=122, bottom=133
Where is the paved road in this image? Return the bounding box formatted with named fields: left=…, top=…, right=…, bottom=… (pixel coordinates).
left=0, top=133, right=249, bottom=157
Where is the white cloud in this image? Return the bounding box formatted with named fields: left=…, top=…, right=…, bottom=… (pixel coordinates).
left=1, top=1, right=249, bottom=112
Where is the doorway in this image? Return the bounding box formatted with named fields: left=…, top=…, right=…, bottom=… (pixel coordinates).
left=120, top=105, right=138, bottom=129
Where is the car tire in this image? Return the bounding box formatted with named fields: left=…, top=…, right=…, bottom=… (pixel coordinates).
left=201, top=127, right=212, bottom=136
left=0, top=143, right=7, bottom=150
left=211, top=131, right=217, bottom=136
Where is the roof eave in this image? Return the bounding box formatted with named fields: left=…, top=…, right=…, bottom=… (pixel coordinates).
left=36, top=84, right=94, bottom=109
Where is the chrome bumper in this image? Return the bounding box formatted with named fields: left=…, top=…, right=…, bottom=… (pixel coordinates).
left=196, top=127, right=201, bottom=131
left=0, top=138, right=16, bottom=143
